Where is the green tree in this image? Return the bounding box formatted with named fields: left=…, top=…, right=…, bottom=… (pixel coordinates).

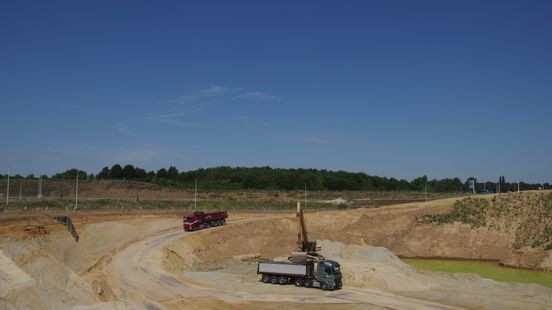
left=167, top=166, right=179, bottom=180
left=52, top=169, right=87, bottom=179
left=111, top=164, right=123, bottom=179
left=157, top=168, right=169, bottom=179
left=97, top=167, right=111, bottom=179
left=122, top=165, right=137, bottom=179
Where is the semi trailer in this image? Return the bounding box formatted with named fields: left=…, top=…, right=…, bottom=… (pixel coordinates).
left=183, top=210, right=228, bottom=231
left=258, top=259, right=342, bottom=290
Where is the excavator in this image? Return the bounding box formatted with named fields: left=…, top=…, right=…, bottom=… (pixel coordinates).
left=290, top=201, right=324, bottom=263
left=256, top=201, right=342, bottom=290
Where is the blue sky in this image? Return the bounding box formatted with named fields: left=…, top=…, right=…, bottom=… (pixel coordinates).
left=1, top=0, right=551, bottom=183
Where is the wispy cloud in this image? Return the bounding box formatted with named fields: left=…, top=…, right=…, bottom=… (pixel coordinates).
left=149, top=85, right=281, bottom=127
left=237, top=91, right=282, bottom=101
left=200, top=85, right=231, bottom=94
left=281, top=134, right=334, bottom=144
left=115, top=122, right=134, bottom=135
left=175, top=85, right=241, bottom=104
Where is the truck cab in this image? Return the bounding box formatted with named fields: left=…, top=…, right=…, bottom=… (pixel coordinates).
left=316, top=260, right=342, bottom=290
left=183, top=212, right=201, bottom=231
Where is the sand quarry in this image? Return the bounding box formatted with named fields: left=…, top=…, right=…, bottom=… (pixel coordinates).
left=1, top=194, right=551, bottom=309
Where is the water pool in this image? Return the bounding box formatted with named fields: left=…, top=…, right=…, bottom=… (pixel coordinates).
left=402, top=258, right=552, bottom=288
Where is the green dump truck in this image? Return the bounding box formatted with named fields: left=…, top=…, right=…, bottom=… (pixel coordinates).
left=257, top=259, right=342, bottom=290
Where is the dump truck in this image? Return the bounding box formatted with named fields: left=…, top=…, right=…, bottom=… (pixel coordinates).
left=258, top=259, right=342, bottom=290
left=257, top=202, right=343, bottom=290
left=183, top=210, right=228, bottom=231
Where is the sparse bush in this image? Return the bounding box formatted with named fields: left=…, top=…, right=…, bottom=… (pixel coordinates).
left=420, top=193, right=552, bottom=251
left=337, top=203, right=349, bottom=210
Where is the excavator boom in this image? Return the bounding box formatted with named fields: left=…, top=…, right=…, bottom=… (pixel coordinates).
left=296, top=201, right=309, bottom=252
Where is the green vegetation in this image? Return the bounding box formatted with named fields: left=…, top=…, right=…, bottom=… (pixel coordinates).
left=403, top=258, right=552, bottom=288
left=420, top=193, right=552, bottom=250
left=2, top=165, right=548, bottom=192
left=421, top=198, right=490, bottom=227
left=3, top=198, right=360, bottom=213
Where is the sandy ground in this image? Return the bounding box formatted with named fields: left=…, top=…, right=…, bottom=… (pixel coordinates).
left=0, top=196, right=551, bottom=309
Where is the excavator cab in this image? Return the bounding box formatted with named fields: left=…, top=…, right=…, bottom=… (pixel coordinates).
left=306, top=241, right=318, bottom=252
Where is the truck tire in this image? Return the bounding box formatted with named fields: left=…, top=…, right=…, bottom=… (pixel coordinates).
left=294, top=278, right=304, bottom=287
left=261, top=274, right=270, bottom=283
left=304, top=280, right=312, bottom=288
left=320, top=282, right=328, bottom=290
left=270, top=276, right=278, bottom=284
left=278, top=276, right=287, bottom=285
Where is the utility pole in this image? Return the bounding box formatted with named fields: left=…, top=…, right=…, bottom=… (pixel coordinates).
left=18, top=181, right=22, bottom=201
left=38, top=177, right=43, bottom=200
left=75, top=171, right=79, bottom=210
left=304, top=184, right=307, bottom=209
left=517, top=181, right=520, bottom=192
left=425, top=183, right=428, bottom=202
left=6, top=168, right=9, bottom=206
left=194, top=179, right=198, bottom=210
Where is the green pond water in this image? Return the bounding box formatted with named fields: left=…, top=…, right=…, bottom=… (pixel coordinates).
left=402, top=258, right=552, bottom=288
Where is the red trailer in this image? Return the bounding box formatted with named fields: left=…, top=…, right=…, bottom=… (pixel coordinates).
left=183, top=210, right=228, bottom=231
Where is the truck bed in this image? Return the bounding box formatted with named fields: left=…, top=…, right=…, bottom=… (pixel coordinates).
left=258, top=262, right=308, bottom=276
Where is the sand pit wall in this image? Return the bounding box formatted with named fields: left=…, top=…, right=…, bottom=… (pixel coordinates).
left=172, top=205, right=515, bottom=267
left=165, top=229, right=552, bottom=310
left=0, top=217, right=181, bottom=309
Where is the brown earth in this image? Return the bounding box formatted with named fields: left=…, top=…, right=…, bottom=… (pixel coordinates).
left=180, top=193, right=551, bottom=269
left=0, top=192, right=551, bottom=309
left=0, top=179, right=459, bottom=205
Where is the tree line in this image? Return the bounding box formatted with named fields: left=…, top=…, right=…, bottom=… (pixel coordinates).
left=1, top=165, right=549, bottom=193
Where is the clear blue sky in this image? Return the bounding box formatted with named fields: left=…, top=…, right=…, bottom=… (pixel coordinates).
left=1, top=0, right=551, bottom=183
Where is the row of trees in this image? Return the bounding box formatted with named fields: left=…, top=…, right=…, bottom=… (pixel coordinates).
left=1, top=165, right=548, bottom=192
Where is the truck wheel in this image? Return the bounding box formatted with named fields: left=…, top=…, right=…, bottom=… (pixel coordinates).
left=261, top=274, right=270, bottom=283
left=269, top=276, right=278, bottom=284
left=304, top=280, right=311, bottom=288
left=320, top=282, right=328, bottom=290
left=278, top=276, right=288, bottom=285
left=294, top=279, right=304, bottom=287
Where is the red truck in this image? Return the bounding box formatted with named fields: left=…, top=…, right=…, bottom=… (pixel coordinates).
left=183, top=210, right=228, bottom=231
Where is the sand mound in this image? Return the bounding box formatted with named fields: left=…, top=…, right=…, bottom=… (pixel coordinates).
left=164, top=230, right=552, bottom=309
left=0, top=249, right=35, bottom=293
left=318, top=240, right=552, bottom=309
left=0, top=217, right=181, bottom=309
left=318, top=240, right=432, bottom=291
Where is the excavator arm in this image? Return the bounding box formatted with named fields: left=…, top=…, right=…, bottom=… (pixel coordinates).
left=293, top=201, right=323, bottom=262
left=296, top=201, right=309, bottom=252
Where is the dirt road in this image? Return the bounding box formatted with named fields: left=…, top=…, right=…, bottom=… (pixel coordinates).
left=101, top=221, right=459, bottom=309
left=3, top=194, right=551, bottom=309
